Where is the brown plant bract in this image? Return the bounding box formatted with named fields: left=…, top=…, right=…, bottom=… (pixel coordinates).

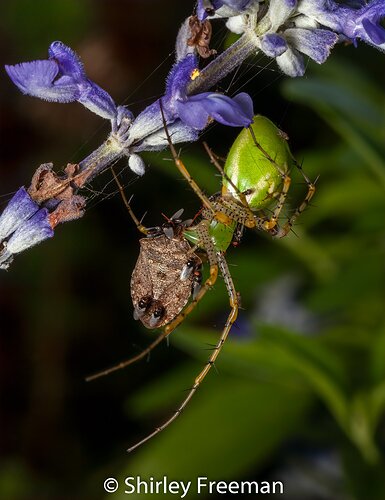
left=27, top=163, right=86, bottom=228
left=188, top=16, right=217, bottom=59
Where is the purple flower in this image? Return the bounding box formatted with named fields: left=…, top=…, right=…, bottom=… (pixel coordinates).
left=128, top=54, right=253, bottom=146
left=298, top=0, right=385, bottom=50
left=259, top=34, right=288, bottom=58
left=5, top=41, right=118, bottom=120
left=0, top=187, right=40, bottom=240
left=0, top=188, right=54, bottom=269
left=338, top=0, right=385, bottom=48
left=6, top=209, right=54, bottom=254
left=275, top=28, right=338, bottom=77
left=253, top=1, right=338, bottom=77
left=174, top=91, right=254, bottom=129
left=166, top=55, right=253, bottom=128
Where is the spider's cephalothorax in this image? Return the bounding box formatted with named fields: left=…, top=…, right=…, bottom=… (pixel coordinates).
left=131, top=219, right=202, bottom=329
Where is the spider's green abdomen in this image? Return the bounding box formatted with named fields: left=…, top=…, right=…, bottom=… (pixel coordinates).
left=223, top=115, right=293, bottom=210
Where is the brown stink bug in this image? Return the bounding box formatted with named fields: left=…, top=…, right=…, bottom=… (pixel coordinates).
left=131, top=214, right=202, bottom=329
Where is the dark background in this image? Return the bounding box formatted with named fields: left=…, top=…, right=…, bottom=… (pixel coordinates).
left=0, top=1, right=384, bottom=499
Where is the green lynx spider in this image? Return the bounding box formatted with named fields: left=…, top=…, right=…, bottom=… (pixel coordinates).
left=87, top=113, right=316, bottom=452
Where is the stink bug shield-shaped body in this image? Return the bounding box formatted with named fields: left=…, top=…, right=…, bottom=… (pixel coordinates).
left=131, top=233, right=202, bottom=329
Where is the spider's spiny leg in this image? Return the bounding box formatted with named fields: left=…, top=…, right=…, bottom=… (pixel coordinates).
left=111, top=167, right=149, bottom=235
left=163, top=266, right=218, bottom=335
left=127, top=252, right=238, bottom=453
left=275, top=167, right=317, bottom=238
left=261, top=169, right=291, bottom=232
left=85, top=330, right=170, bottom=382
left=159, top=100, right=216, bottom=215
left=203, top=141, right=258, bottom=229
left=248, top=126, right=287, bottom=177
left=247, top=125, right=295, bottom=231
left=212, top=197, right=253, bottom=230
left=203, top=142, right=252, bottom=212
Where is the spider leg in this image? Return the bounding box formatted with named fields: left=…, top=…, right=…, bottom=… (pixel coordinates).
left=85, top=247, right=218, bottom=382
left=254, top=170, right=291, bottom=233
left=203, top=141, right=256, bottom=223
left=85, top=331, right=170, bottom=381
left=127, top=252, right=238, bottom=453
left=111, top=167, right=149, bottom=235
left=275, top=165, right=317, bottom=238
left=248, top=126, right=287, bottom=177
left=159, top=101, right=216, bottom=215
left=163, top=262, right=218, bottom=335
left=247, top=126, right=293, bottom=232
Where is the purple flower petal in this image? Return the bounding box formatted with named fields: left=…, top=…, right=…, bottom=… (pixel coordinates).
left=285, top=28, right=338, bottom=63
left=77, top=80, right=117, bottom=120
left=197, top=0, right=217, bottom=21
left=346, top=0, right=385, bottom=44
left=5, top=60, right=79, bottom=102
left=361, top=17, right=385, bottom=44
left=175, top=96, right=210, bottom=129
left=204, top=93, right=253, bottom=127
left=0, top=187, right=40, bottom=240
left=298, top=0, right=385, bottom=50
left=276, top=47, right=305, bottom=77
left=5, top=41, right=119, bottom=120
left=6, top=208, right=54, bottom=255
left=197, top=0, right=252, bottom=20
left=259, top=34, right=288, bottom=57
left=48, top=41, right=85, bottom=80
left=177, top=92, right=253, bottom=129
